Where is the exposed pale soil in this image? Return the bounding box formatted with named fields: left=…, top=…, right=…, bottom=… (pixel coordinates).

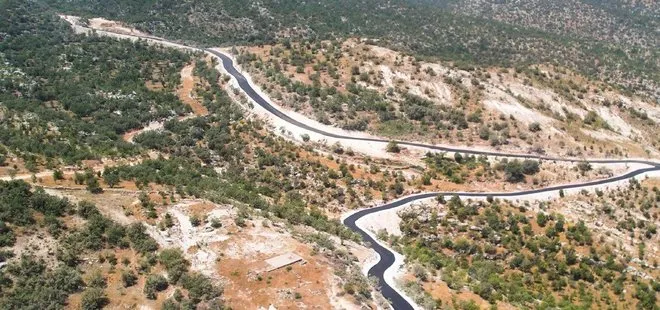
left=240, top=39, right=660, bottom=159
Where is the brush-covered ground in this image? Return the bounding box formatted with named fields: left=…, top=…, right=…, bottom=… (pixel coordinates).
left=235, top=39, right=659, bottom=160
left=0, top=1, right=657, bottom=310
left=381, top=178, right=658, bottom=309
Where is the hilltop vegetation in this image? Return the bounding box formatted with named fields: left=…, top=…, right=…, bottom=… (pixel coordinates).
left=420, top=0, right=658, bottom=50
left=0, top=0, right=359, bottom=241
left=41, top=0, right=659, bottom=99
left=0, top=0, right=190, bottom=164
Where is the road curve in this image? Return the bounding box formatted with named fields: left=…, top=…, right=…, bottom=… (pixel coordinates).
left=208, top=49, right=659, bottom=167
left=58, top=21, right=659, bottom=309
left=343, top=166, right=659, bottom=309
left=209, top=49, right=660, bottom=309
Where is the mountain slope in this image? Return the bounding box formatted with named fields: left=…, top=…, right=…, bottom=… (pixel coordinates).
left=41, top=0, right=659, bottom=100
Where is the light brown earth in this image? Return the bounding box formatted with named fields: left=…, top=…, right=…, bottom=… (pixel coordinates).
left=177, top=63, right=209, bottom=116
left=239, top=39, right=660, bottom=159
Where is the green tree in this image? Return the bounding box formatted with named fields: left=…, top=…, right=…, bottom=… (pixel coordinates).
left=0, top=222, right=16, bottom=247
left=386, top=141, right=401, bottom=153
left=521, top=160, right=540, bottom=175
left=86, top=177, right=102, bottom=194
left=536, top=212, right=548, bottom=227
left=144, top=274, right=169, bottom=299
left=87, top=271, right=107, bottom=288
left=103, top=171, right=120, bottom=188
left=121, top=270, right=138, bottom=287
left=504, top=160, right=525, bottom=183
left=181, top=272, right=220, bottom=304
left=159, top=249, right=189, bottom=283
left=80, top=288, right=108, bottom=310
left=577, top=161, right=592, bottom=173
left=53, top=169, right=64, bottom=181
left=634, top=282, right=656, bottom=310
left=528, top=122, right=541, bottom=132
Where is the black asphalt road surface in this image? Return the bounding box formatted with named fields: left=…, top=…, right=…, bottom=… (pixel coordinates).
left=73, top=26, right=659, bottom=310
left=342, top=166, right=658, bottom=309
left=208, top=49, right=659, bottom=167
left=208, top=48, right=660, bottom=310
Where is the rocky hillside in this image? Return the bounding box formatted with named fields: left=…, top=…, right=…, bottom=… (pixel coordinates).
left=41, top=0, right=659, bottom=100
left=237, top=39, right=660, bottom=159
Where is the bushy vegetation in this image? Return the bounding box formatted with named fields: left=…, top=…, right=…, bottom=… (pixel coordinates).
left=0, top=256, right=84, bottom=309
left=42, top=0, right=658, bottom=98
left=0, top=0, right=190, bottom=165
left=1, top=0, right=357, bottom=242
left=396, top=196, right=658, bottom=309
left=422, top=152, right=541, bottom=184
left=239, top=46, right=485, bottom=138
left=0, top=1, right=376, bottom=308
left=4, top=2, right=655, bottom=309
left=0, top=180, right=224, bottom=307
left=144, top=274, right=169, bottom=299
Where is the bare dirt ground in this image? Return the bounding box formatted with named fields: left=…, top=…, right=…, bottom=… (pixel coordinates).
left=87, top=17, right=151, bottom=37
left=36, top=186, right=366, bottom=309
left=66, top=248, right=173, bottom=310
left=129, top=198, right=365, bottom=309
left=177, top=63, right=209, bottom=116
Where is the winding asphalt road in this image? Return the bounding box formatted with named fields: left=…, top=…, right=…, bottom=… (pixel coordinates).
left=207, top=49, right=659, bottom=167
left=209, top=49, right=660, bottom=309
left=66, top=21, right=659, bottom=310
left=342, top=166, right=659, bottom=309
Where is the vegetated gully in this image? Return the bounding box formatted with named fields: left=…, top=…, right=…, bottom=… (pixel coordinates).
left=206, top=50, right=660, bottom=309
